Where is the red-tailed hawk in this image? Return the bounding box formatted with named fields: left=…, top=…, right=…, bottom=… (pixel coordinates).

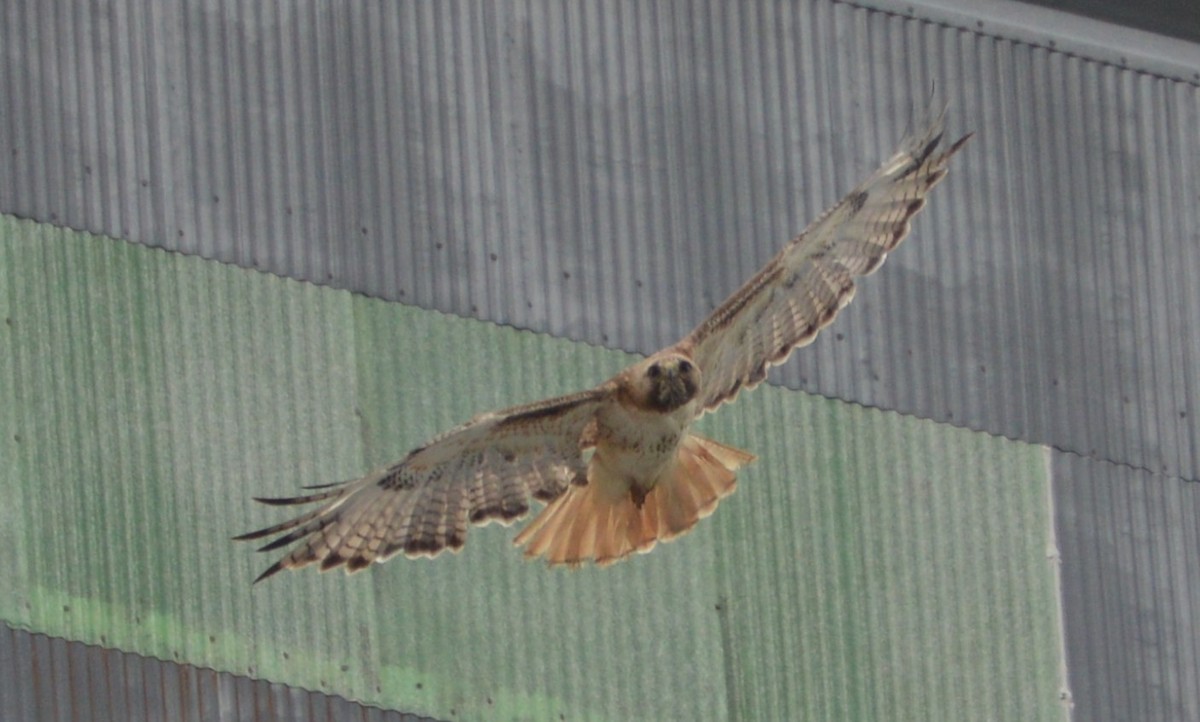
left=236, top=107, right=970, bottom=582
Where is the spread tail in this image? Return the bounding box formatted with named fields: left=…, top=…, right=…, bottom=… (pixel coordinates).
left=513, top=434, right=755, bottom=566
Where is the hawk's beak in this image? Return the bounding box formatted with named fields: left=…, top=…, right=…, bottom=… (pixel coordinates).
left=652, top=362, right=697, bottom=410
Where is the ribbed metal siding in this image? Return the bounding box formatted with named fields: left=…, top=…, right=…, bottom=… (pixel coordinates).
left=1053, top=454, right=1200, bottom=722
left=2, top=1, right=1196, bottom=485
left=0, top=623, right=437, bottom=722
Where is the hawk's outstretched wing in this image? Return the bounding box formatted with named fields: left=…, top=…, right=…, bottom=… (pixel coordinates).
left=675, top=108, right=971, bottom=414
left=237, top=104, right=969, bottom=581
left=235, top=387, right=611, bottom=582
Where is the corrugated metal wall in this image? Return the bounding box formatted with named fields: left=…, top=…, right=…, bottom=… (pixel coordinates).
left=2, top=0, right=1198, bottom=720
left=0, top=623, right=435, bottom=722
left=1053, top=454, right=1200, bottom=722
left=2, top=0, right=1196, bottom=484
left=1, top=216, right=1067, bottom=721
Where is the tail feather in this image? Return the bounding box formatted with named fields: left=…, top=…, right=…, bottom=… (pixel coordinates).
left=513, top=434, right=755, bottom=566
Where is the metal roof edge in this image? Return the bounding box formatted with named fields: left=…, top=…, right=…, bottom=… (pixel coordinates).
left=849, top=0, right=1200, bottom=84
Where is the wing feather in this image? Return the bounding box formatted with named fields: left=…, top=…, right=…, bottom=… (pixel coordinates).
left=676, top=106, right=970, bottom=414
left=234, top=386, right=612, bottom=582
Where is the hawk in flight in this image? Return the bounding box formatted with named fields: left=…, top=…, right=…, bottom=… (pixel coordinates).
left=237, top=107, right=970, bottom=582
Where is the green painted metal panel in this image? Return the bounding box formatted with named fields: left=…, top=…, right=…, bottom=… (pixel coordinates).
left=1, top=214, right=1067, bottom=721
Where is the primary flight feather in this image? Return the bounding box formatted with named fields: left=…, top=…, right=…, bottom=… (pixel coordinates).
left=236, top=106, right=971, bottom=582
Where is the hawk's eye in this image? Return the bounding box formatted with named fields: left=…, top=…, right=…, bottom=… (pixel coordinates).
left=677, top=360, right=693, bottom=374
left=647, top=363, right=661, bottom=378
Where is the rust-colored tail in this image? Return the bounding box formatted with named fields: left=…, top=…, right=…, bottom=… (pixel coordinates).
left=513, top=434, right=755, bottom=566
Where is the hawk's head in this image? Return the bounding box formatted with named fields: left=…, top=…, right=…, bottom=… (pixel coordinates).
left=626, top=353, right=701, bottom=413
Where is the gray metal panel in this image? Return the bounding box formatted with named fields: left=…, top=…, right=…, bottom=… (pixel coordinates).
left=0, top=622, right=438, bottom=722
left=1053, top=453, right=1200, bottom=722
left=1, top=1, right=1196, bottom=485
left=1, top=1, right=1198, bottom=484
left=0, top=625, right=37, bottom=721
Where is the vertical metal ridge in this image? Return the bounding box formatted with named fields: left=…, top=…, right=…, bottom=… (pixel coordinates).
left=1054, top=453, right=1200, bottom=722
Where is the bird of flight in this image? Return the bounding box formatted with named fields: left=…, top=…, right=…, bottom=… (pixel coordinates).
left=236, top=106, right=970, bottom=582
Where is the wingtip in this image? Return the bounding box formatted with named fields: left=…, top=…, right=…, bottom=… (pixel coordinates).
left=232, top=522, right=283, bottom=543
left=252, top=493, right=324, bottom=507
left=908, top=93, right=971, bottom=147
left=252, top=496, right=293, bottom=506
left=252, top=560, right=286, bottom=585
left=232, top=520, right=294, bottom=544
left=256, top=533, right=302, bottom=553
